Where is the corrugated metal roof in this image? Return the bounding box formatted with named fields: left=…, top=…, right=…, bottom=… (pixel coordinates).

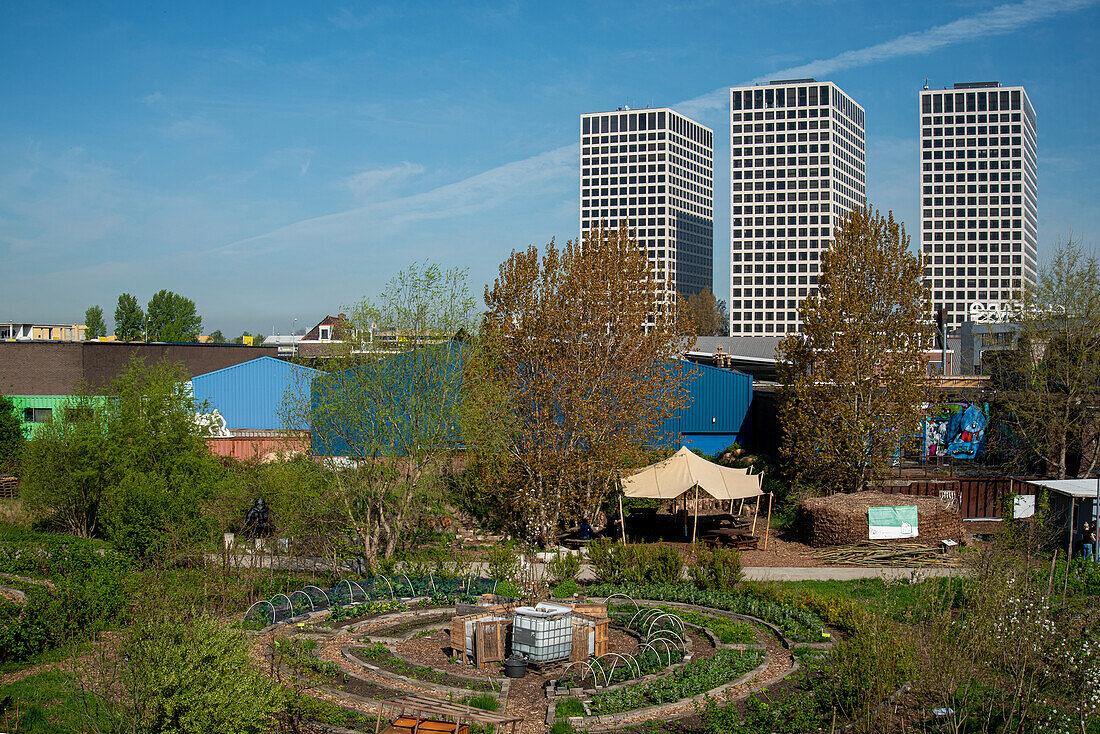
left=191, top=357, right=322, bottom=430
left=691, top=336, right=782, bottom=361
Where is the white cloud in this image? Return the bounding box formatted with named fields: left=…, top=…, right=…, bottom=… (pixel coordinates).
left=342, top=161, right=426, bottom=201
left=676, top=0, right=1098, bottom=119
left=166, top=117, right=224, bottom=139
left=142, top=91, right=165, bottom=107
left=216, top=145, right=577, bottom=258
left=221, top=0, right=1094, bottom=264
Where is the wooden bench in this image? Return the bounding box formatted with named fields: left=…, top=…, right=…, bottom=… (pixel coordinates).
left=383, top=717, right=470, bottom=734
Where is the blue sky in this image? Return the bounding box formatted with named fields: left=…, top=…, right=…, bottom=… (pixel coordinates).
left=2, top=0, right=1098, bottom=336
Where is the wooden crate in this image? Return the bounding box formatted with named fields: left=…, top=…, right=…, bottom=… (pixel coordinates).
left=570, top=622, right=589, bottom=662
left=592, top=618, right=609, bottom=657
left=568, top=616, right=609, bottom=660
left=475, top=618, right=510, bottom=669
left=571, top=602, right=607, bottom=619
left=450, top=611, right=491, bottom=661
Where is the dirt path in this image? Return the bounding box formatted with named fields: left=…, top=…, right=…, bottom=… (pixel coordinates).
left=0, top=572, right=56, bottom=589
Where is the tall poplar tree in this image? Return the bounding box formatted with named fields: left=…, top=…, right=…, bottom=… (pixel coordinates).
left=778, top=207, right=930, bottom=493
left=84, top=305, right=106, bottom=339
left=477, top=226, right=695, bottom=544
left=146, top=290, right=202, bottom=342
left=114, top=293, right=145, bottom=341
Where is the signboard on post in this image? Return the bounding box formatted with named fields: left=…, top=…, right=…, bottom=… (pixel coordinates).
left=868, top=505, right=919, bottom=539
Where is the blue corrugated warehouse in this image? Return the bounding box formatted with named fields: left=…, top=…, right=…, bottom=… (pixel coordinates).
left=191, top=356, right=322, bottom=431
left=310, top=353, right=752, bottom=458
left=662, top=361, right=753, bottom=455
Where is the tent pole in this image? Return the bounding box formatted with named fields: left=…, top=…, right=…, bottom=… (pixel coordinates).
left=763, top=493, right=773, bottom=550
left=750, top=496, right=760, bottom=535
left=618, top=494, right=627, bottom=544
left=692, top=485, right=700, bottom=545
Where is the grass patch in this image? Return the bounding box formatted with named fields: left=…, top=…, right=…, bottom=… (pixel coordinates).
left=556, top=697, right=586, bottom=718
left=0, top=671, right=123, bottom=733
left=463, top=693, right=499, bottom=711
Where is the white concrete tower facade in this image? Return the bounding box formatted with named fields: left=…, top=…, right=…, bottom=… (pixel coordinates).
left=728, top=80, right=866, bottom=335
left=919, top=82, right=1038, bottom=330
left=580, top=108, right=714, bottom=301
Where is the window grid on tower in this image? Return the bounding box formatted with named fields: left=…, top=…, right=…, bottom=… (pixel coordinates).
left=919, top=83, right=1038, bottom=331
left=579, top=108, right=714, bottom=305
left=727, top=80, right=867, bottom=335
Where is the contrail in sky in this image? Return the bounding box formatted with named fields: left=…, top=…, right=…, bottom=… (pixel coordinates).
left=218, top=0, right=1095, bottom=258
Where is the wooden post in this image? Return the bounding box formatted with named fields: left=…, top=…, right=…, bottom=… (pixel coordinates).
left=750, top=496, right=760, bottom=535
left=691, top=484, right=700, bottom=544
left=1063, top=498, right=1076, bottom=606
left=618, top=494, right=627, bottom=544
left=763, top=493, right=773, bottom=550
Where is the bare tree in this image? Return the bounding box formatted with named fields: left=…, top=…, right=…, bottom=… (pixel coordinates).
left=994, top=241, right=1100, bottom=478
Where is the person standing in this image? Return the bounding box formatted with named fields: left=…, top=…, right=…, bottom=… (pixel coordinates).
left=1084, top=521, right=1097, bottom=562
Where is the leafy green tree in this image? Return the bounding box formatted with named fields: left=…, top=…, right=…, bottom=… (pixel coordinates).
left=146, top=289, right=202, bottom=342
left=114, top=293, right=145, bottom=341
left=19, top=397, right=109, bottom=536
left=84, top=305, right=107, bottom=339
left=17, top=358, right=223, bottom=558
left=99, top=357, right=223, bottom=560
left=778, top=207, right=930, bottom=493
left=0, top=394, right=25, bottom=472
left=207, top=329, right=226, bottom=343
left=310, top=262, right=476, bottom=562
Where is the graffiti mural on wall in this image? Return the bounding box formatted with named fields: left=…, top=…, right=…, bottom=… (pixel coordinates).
left=923, top=403, right=988, bottom=460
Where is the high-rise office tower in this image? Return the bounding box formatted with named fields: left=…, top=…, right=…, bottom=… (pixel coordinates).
left=580, top=108, right=714, bottom=302
left=728, top=80, right=866, bottom=335
left=919, top=82, right=1037, bottom=330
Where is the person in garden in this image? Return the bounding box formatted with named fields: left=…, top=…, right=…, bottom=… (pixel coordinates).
left=1084, top=521, right=1096, bottom=562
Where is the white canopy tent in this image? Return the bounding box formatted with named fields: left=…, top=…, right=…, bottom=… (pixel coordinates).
left=620, top=447, right=765, bottom=544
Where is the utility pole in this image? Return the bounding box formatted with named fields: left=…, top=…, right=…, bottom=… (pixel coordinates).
left=935, top=308, right=947, bottom=374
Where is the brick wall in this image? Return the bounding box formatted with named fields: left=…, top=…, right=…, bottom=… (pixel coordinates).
left=0, top=341, right=278, bottom=395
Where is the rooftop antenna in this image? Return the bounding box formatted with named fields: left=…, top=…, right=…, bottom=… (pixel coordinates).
left=923, top=78, right=930, bottom=90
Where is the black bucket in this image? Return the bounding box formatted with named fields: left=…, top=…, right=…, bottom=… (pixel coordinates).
left=503, top=658, right=527, bottom=678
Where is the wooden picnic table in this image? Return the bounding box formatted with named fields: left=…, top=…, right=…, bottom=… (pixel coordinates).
left=702, top=528, right=759, bottom=550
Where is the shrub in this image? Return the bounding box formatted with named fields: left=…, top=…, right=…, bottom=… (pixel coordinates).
left=548, top=550, right=581, bottom=585
left=647, top=545, right=683, bottom=584
left=551, top=580, right=581, bottom=598
left=485, top=541, right=519, bottom=585
left=588, top=539, right=650, bottom=585
left=494, top=580, right=521, bottom=598
left=586, top=538, right=619, bottom=584
left=127, top=612, right=281, bottom=734
left=688, top=544, right=742, bottom=592
left=817, top=613, right=913, bottom=724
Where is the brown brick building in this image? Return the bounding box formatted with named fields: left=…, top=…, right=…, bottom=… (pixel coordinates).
left=0, top=341, right=277, bottom=395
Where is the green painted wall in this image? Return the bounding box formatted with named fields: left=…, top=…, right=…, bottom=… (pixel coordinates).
left=8, top=396, right=107, bottom=440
